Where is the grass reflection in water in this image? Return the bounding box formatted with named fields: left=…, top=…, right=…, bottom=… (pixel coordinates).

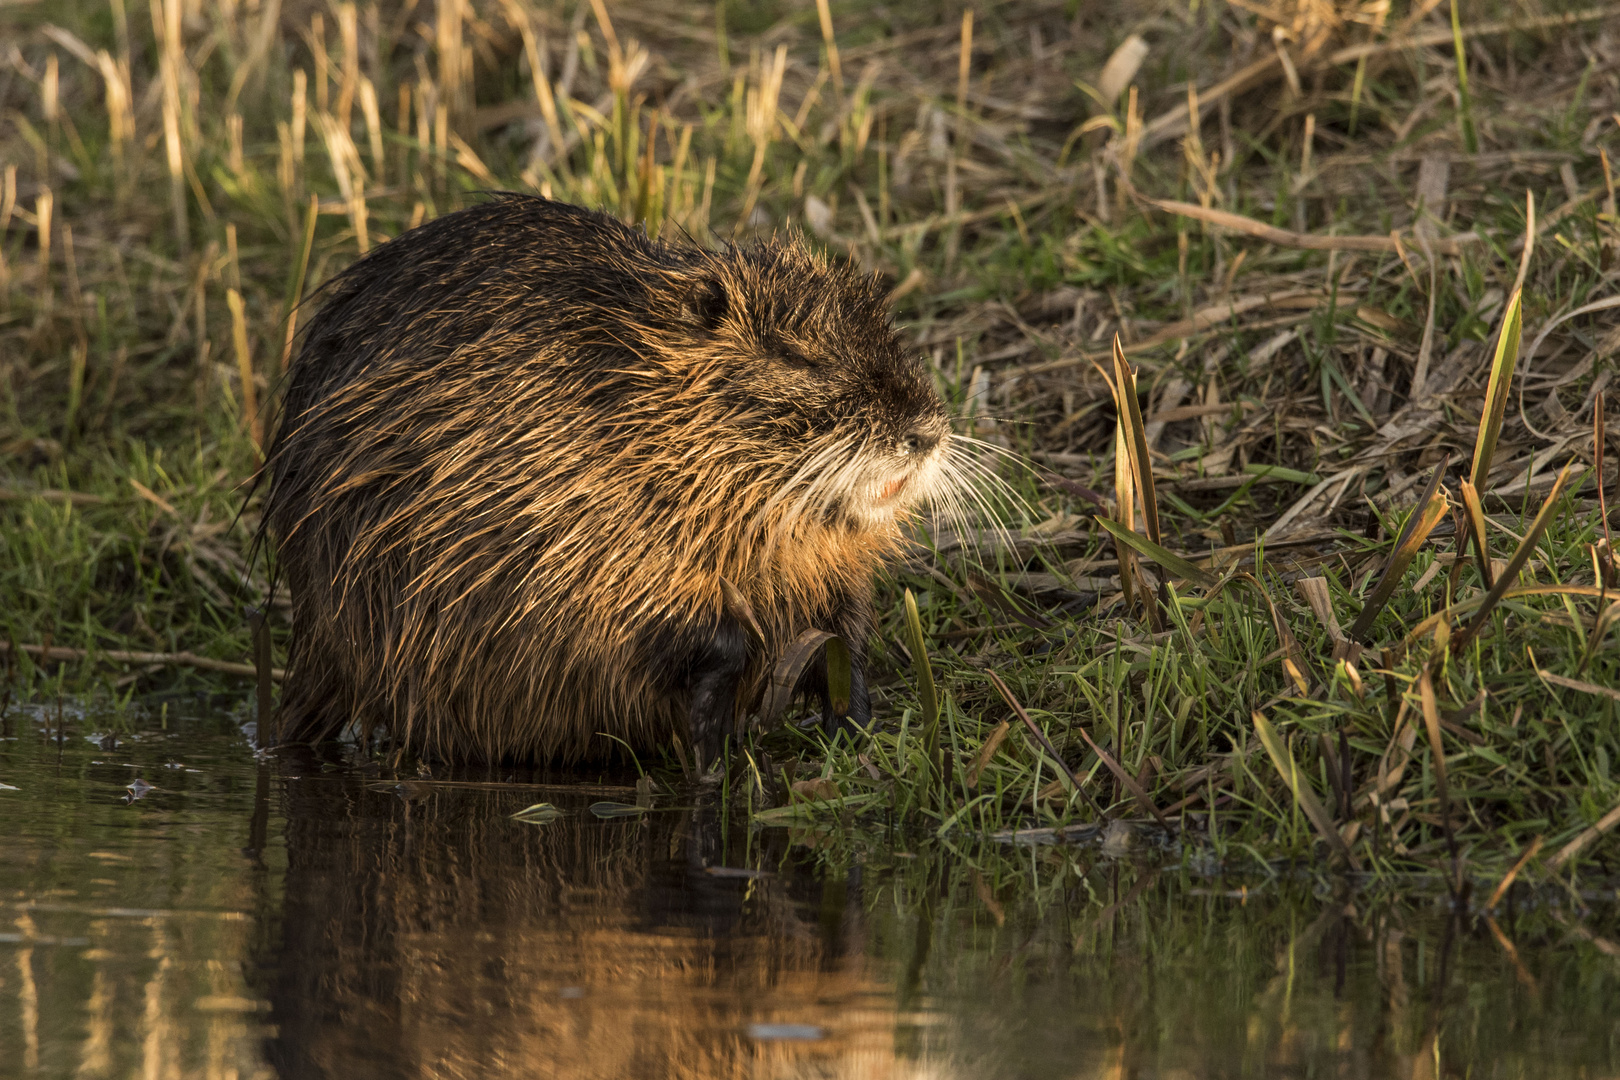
left=0, top=707, right=1616, bottom=1079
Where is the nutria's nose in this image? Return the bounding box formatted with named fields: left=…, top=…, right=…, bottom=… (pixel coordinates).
left=900, top=430, right=940, bottom=456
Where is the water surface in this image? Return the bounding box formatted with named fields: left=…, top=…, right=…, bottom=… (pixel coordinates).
left=3, top=705, right=1618, bottom=1079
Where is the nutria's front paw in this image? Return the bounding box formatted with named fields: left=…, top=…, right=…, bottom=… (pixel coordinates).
left=686, top=618, right=750, bottom=771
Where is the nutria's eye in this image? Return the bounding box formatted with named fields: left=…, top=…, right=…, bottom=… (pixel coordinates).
left=681, top=277, right=728, bottom=331
left=778, top=347, right=816, bottom=369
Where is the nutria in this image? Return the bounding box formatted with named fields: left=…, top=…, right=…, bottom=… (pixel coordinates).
left=263, top=194, right=966, bottom=765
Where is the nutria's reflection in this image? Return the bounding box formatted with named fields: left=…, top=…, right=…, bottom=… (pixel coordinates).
left=258, top=765, right=891, bottom=1080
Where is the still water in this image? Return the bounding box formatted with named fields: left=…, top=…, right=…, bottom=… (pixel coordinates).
left=2, top=703, right=1618, bottom=1079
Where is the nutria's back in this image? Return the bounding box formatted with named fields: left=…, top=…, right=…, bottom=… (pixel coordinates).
left=265, top=195, right=958, bottom=764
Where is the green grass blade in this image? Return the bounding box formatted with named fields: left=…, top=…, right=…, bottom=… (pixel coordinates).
left=987, top=669, right=1107, bottom=819
left=1243, top=464, right=1321, bottom=485
left=824, top=636, right=852, bottom=718
left=903, top=589, right=938, bottom=728
left=1459, top=479, right=1494, bottom=589
left=1450, top=0, right=1477, bottom=153
left=1252, top=711, right=1361, bottom=869
left=1072, top=720, right=1171, bottom=831
left=903, top=589, right=942, bottom=792
left=1096, top=516, right=1219, bottom=589
left=276, top=193, right=320, bottom=383
left=1417, top=670, right=1458, bottom=868
left=1347, top=458, right=1451, bottom=643
left=1453, top=464, right=1582, bottom=653
left=751, top=792, right=878, bottom=824
left=1470, top=288, right=1523, bottom=492
left=1596, top=389, right=1612, bottom=552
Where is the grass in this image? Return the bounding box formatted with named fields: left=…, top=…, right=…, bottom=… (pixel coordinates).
left=2, top=0, right=1619, bottom=888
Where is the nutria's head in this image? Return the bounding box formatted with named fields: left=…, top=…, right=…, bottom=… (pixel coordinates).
left=658, top=237, right=955, bottom=538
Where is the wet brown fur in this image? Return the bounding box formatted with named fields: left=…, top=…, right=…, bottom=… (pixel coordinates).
left=264, top=195, right=956, bottom=763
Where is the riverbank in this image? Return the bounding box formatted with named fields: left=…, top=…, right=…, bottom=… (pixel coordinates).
left=1, top=0, right=1617, bottom=881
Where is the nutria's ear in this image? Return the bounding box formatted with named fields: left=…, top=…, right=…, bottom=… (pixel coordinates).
left=681, top=277, right=728, bottom=331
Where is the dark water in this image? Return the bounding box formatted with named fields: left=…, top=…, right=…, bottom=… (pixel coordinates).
left=3, top=705, right=1619, bottom=1080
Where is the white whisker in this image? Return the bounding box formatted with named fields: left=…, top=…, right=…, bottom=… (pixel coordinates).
left=909, top=435, right=1037, bottom=572
left=757, top=434, right=856, bottom=565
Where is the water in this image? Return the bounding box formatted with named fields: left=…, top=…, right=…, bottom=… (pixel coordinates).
left=3, top=705, right=1618, bottom=1079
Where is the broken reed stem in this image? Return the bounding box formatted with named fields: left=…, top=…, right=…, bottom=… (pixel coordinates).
left=1111, top=334, right=1160, bottom=545
left=513, top=7, right=567, bottom=165
left=35, top=188, right=53, bottom=317
left=1417, top=671, right=1458, bottom=871
left=0, top=164, right=13, bottom=250
left=150, top=0, right=190, bottom=255
left=1486, top=835, right=1543, bottom=910
left=1597, top=390, right=1612, bottom=550
left=0, top=640, right=283, bottom=681
left=1141, top=5, right=1620, bottom=149
left=814, top=0, right=844, bottom=106
left=1449, top=0, right=1478, bottom=154
left=360, top=77, right=384, bottom=185
left=1112, top=416, right=1139, bottom=614
left=1548, top=797, right=1620, bottom=871
left=942, top=9, right=972, bottom=269
left=735, top=45, right=786, bottom=232
left=226, top=287, right=260, bottom=453
left=1148, top=198, right=1478, bottom=255
left=277, top=194, right=318, bottom=386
